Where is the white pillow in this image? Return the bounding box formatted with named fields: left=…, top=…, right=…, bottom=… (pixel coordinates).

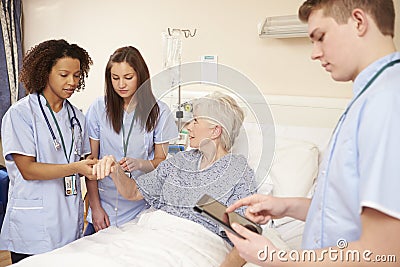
left=268, top=137, right=319, bottom=197
left=234, top=129, right=320, bottom=251
left=232, top=123, right=319, bottom=197
left=257, top=137, right=319, bottom=251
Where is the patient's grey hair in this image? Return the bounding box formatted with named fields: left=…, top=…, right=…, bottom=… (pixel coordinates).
left=191, top=92, right=244, bottom=151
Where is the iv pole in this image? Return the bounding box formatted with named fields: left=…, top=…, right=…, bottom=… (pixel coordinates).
left=162, top=28, right=196, bottom=131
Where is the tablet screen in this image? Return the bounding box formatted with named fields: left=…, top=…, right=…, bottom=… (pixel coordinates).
left=194, top=194, right=262, bottom=237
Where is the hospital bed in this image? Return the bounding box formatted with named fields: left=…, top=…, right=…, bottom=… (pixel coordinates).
left=10, top=94, right=349, bottom=267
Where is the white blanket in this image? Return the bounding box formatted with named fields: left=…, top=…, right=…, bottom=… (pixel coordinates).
left=13, top=210, right=231, bottom=267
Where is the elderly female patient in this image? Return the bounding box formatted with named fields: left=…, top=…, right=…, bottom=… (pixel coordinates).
left=91, top=91, right=254, bottom=266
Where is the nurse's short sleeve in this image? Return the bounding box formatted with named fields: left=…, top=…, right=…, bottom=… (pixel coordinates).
left=85, top=98, right=101, bottom=140
left=1, top=106, right=36, bottom=161
left=153, top=101, right=178, bottom=144
left=358, top=90, right=400, bottom=219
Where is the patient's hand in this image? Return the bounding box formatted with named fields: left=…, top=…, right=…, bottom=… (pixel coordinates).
left=92, top=155, right=118, bottom=180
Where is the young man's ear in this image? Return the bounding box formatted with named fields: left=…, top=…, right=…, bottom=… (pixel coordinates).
left=351, top=8, right=368, bottom=36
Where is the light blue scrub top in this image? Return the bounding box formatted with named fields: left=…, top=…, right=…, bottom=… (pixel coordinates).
left=303, top=52, right=400, bottom=249
left=85, top=96, right=178, bottom=226
left=0, top=93, right=90, bottom=254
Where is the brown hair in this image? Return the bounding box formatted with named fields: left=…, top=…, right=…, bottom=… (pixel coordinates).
left=105, top=46, right=159, bottom=133
left=298, top=0, right=395, bottom=37
left=19, top=39, right=92, bottom=94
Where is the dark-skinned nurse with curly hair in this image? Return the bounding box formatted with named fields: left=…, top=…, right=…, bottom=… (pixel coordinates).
left=0, top=39, right=97, bottom=263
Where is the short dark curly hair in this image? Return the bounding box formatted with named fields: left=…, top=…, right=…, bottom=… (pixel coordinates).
left=19, top=39, right=93, bottom=94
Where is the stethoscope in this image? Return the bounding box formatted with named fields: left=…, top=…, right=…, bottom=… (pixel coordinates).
left=331, top=59, right=400, bottom=138
left=37, top=93, right=83, bottom=158
left=320, top=58, right=400, bottom=181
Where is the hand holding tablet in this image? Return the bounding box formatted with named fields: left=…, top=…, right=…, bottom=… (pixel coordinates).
left=194, top=194, right=262, bottom=238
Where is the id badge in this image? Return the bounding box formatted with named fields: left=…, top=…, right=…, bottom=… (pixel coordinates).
left=64, top=175, right=77, bottom=196
left=124, top=171, right=132, bottom=178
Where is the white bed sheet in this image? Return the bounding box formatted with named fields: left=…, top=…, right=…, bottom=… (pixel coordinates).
left=12, top=209, right=295, bottom=267
left=13, top=210, right=231, bottom=267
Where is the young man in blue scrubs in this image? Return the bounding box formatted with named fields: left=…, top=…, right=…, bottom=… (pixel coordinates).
left=225, top=0, right=400, bottom=266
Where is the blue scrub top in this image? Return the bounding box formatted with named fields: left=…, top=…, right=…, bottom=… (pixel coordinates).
left=85, top=96, right=178, bottom=226
left=303, top=52, right=400, bottom=249
left=0, top=93, right=91, bottom=254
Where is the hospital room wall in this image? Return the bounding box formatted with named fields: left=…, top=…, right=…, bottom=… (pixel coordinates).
left=22, top=0, right=400, bottom=112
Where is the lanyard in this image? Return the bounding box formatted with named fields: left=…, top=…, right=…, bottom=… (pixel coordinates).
left=38, top=93, right=74, bottom=163
left=122, top=111, right=136, bottom=158
left=344, top=59, right=400, bottom=116
left=331, top=59, right=400, bottom=136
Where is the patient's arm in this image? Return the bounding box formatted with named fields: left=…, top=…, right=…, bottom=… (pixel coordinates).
left=110, top=161, right=144, bottom=201
left=220, top=247, right=246, bottom=267
left=91, top=155, right=144, bottom=201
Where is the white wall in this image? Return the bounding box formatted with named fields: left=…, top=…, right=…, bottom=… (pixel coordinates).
left=22, top=0, right=400, bottom=111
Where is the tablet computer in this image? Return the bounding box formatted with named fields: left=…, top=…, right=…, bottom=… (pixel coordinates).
left=194, top=194, right=262, bottom=238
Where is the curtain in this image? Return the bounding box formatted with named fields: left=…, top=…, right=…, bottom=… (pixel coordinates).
left=0, top=0, right=24, bottom=136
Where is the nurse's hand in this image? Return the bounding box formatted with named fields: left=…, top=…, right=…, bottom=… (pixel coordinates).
left=92, top=155, right=118, bottom=180
left=225, top=223, right=277, bottom=266
left=91, top=206, right=110, bottom=232
left=119, top=157, right=147, bottom=172
left=77, top=158, right=98, bottom=180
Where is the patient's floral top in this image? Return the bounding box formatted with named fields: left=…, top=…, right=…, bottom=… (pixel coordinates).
left=135, top=149, right=256, bottom=241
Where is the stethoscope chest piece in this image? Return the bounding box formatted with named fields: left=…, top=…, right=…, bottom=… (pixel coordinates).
left=53, top=139, right=62, bottom=151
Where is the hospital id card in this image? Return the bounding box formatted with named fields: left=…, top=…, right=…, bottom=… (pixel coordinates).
left=64, top=175, right=77, bottom=196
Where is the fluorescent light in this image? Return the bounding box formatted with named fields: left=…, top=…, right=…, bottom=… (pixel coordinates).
left=258, top=15, right=308, bottom=38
